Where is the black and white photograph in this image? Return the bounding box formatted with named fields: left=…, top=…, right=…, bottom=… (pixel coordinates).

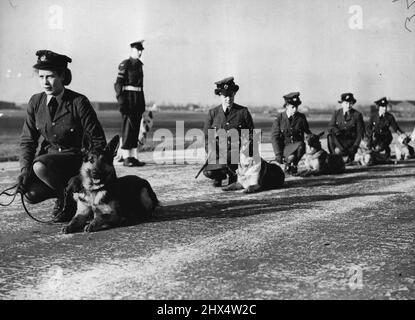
left=0, top=0, right=414, bottom=304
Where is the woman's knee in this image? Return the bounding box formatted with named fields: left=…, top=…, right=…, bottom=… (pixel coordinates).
left=32, top=161, right=47, bottom=179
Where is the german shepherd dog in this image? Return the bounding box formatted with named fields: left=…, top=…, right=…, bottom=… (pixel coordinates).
left=115, top=110, right=154, bottom=162
left=300, top=132, right=345, bottom=176
left=62, top=135, right=159, bottom=233
left=394, top=133, right=414, bottom=161
left=222, top=136, right=285, bottom=193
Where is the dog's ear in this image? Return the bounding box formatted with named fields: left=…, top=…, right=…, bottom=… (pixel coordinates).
left=148, top=111, right=153, bottom=119
left=81, top=131, right=93, bottom=154
left=104, top=135, right=120, bottom=159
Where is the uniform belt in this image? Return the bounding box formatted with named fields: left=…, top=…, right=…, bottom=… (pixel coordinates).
left=122, top=85, right=143, bottom=91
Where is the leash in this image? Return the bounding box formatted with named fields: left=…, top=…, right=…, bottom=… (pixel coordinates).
left=0, top=184, right=55, bottom=224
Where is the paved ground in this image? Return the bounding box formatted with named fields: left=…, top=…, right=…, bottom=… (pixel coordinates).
left=0, top=144, right=414, bottom=300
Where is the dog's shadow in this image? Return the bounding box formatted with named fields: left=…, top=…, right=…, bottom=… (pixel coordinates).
left=288, top=160, right=415, bottom=188
left=140, top=190, right=401, bottom=223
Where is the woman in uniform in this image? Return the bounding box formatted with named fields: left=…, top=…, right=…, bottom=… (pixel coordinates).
left=17, top=50, right=107, bottom=222
left=367, top=97, right=404, bottom=159
left=327, top=93, right=365, bottom=164
left=271, top=92, right=311, bottom=174
left=202, top=77, right=255, bottom=187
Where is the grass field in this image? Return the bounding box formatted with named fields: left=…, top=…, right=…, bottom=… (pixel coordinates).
left=1, top=110, right=414, bottom=161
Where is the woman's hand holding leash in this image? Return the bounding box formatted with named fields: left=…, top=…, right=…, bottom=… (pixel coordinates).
left=17, top=168, right=30, bottom=193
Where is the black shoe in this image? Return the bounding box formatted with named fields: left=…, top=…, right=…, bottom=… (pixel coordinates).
left=52, top=190, right=76, bottom=223
left=52, top=196, right=64, bottom=217
left=213, top=179, right=222, bottom=187
left=123, top=157, right=146, bottom=167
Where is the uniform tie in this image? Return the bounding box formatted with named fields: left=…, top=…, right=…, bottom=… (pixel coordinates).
left=48, top=97, right=58, bottom=120
left=225, top=107, right=230, bottom=116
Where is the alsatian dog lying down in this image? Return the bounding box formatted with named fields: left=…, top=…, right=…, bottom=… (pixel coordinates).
left=62, top=135, right=159, bottom=233
left=300, top=132, right=345, bottom=176
left=222, top=138, right=285, bottom=193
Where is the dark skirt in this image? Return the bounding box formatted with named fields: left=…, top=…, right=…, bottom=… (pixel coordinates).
left=33, top=152, right=83, bottom=182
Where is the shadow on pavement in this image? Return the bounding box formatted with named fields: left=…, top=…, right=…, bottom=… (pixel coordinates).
left=150, top=191, right=401, bottom=222
left=286, top=173, right=415, bottom=188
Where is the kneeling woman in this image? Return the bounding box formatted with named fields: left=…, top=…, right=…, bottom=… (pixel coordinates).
left=18, top=50, right=106, bottom=222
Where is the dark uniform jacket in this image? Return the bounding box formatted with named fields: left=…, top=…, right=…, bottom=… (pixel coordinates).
left=328, top=108, right=364, bottom=148
left=203, top=104, right=254, bottom=169
left=114, top=57, right=145, bottom=114
left=366, top=112, right=402, bottom=141
left=20, top=89, right=107, bottom=172
left=271, top=111, right=311, bottom=156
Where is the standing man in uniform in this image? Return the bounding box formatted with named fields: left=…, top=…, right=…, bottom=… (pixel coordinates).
left=271, top=92, right=311, bottom=175
left=327, top=93, right=365, bottom=164
left=202, top=77, right=255, bottom=187
left=114, top=40, right=146, bottom=167
left=366, top=97, right=405, bottom=159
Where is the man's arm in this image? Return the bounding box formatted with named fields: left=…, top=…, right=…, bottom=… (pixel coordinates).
left=114, top=60, right=127, bottom=101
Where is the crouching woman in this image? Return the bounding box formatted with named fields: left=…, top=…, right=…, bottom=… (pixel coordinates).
left=18, top=50, right=106, bottom=222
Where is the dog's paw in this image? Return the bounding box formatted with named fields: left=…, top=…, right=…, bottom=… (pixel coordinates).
left=243, top=186, right=258, bottom=194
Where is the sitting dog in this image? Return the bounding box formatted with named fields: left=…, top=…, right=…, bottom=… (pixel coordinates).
left=115, top=110, right=154, bottom=162
left=300, top=132, right=345, bottom=176
left=355, top=134, right=375, bottom=166
left=62, top=134, right=159, bottom=233
left=222, top=137, right=285, bottom=193
left=395, top=133, right=414, bottom=161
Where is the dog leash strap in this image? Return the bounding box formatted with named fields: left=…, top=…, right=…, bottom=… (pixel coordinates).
left=0, top=184, right=18, bottom=206
left=1, top=184, right=54, bottom=224
left=20, top=193, right=55, bottom=224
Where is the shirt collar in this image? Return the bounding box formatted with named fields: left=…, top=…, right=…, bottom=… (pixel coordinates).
left=222, top=104, right=233, bottom=113
left=286, top=110, right=296, bottom=118
left=46, top=88, right=65, bottom=105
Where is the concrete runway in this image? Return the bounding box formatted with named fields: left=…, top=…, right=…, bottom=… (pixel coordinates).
left=0, top=144, right=414, bottom=299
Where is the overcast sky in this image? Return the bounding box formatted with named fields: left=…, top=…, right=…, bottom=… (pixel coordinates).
left=0, top=0, right=414, bottom=107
